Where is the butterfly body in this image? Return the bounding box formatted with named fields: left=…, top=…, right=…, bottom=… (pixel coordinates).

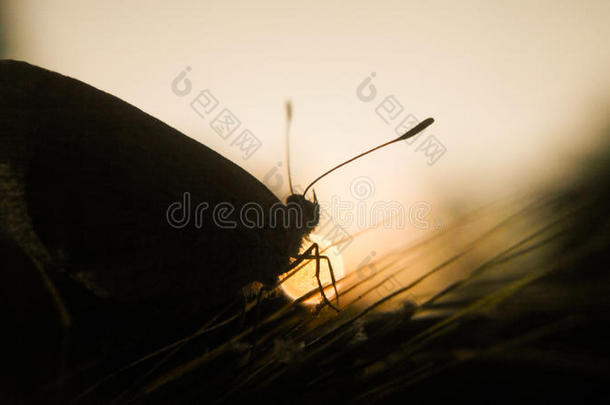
left=0, top=60, right=317, bottom=325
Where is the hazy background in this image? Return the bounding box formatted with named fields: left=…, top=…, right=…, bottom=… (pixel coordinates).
left=2, top=0, right=609, bottom=275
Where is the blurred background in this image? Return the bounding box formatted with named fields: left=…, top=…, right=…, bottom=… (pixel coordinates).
left=2, top=0, right=609, bottom=301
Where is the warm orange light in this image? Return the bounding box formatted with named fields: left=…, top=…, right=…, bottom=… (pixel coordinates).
left=280, top=233, right=345, bottom=305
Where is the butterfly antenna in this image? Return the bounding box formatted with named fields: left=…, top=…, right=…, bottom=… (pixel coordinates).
left=285, top=100, right=295, bottom=195
left=303, top=118, right=435, bottom=197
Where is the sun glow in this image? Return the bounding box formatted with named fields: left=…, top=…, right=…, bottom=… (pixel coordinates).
left=280, top=233, right=345, bottom=305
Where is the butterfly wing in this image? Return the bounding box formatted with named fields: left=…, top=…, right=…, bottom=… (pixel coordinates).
left=0, top=60, right=288, bottom=322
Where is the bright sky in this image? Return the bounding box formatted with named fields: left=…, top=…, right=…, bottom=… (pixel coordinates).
left=3, top=0, right=609, bottom=270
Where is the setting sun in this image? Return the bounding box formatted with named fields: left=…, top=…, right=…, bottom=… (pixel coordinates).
left=280, top=233, right=345, bottom=305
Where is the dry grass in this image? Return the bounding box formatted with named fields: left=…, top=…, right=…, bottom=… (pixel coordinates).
left=67, top=170, right=610, bottom=404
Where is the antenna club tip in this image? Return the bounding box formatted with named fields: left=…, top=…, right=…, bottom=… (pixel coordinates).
left=399, top=117, right=435, bottom=140
left=285, top=100, right=293, bottom=120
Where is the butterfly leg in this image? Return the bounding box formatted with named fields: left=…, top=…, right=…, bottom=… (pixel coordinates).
left=292, top=242, right=340, bottom=312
